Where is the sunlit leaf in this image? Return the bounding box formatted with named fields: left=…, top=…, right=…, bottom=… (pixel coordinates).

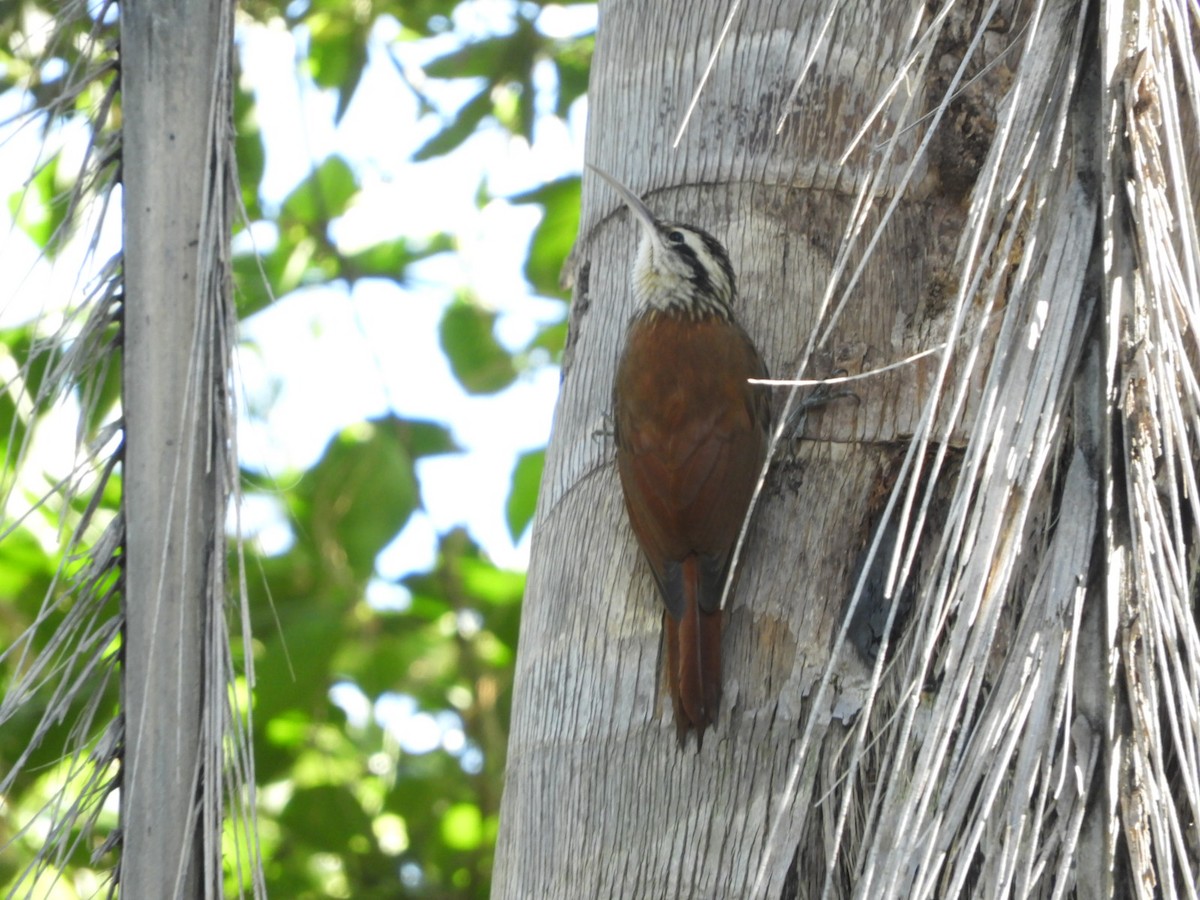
left=438, top=298, right=518, bottom=395
left=234, top=82, right=265, bottom=219
left=459, top=557, right=524, bottom=607
left=265, top=712, right=310, bottom=749
left=528, top=319, right=567, bottom=358
left=505, top=448, right=543, bottom=540
left=553, top=34, right=594, bottom=117
left=509, top=175, right=580, bottom=297
left=232, top=250, right=278, bottom=318
left=387, top=0, right=459, bottom=35
left=424, top=36, right=512, bottom=79
left=440, top=803, right=483, bottom=851
left=6, top=155, right=70, bottom=253
left=305, top=11, right=369, bottom=122
left=413, top=88, right=492, bottom=162
left=517, top=72, right=534, bottom=141
left=307, top=417, right=421, bottom=580
left=233, top=225, right=347, bottom=316
left=491, top=82, right=521, bottom=133
left=1, top=324, right=59, bottom=410
left=343, top=233, right=454, bottom=283
left=383, top=416, right=460, bottom=459
left=281, top=155, right=358, bottom=226
left=0, top=527, right=54, bottom=599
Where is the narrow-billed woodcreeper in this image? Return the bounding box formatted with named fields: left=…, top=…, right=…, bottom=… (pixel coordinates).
left=593, top=165, right=770, bottom=742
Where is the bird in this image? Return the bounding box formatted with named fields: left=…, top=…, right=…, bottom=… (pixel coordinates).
left=592, top=164, right=770, bottom=744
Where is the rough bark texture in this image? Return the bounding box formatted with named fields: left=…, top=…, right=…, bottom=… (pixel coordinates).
left=497, top=0, right=996, bottom=895
left=496, top=0, right=1200, bottom=897
left=120, top=0, right=232, bottom=894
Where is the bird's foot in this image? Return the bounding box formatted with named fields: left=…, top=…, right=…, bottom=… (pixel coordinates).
left=782, top=370, right=859, bottom=441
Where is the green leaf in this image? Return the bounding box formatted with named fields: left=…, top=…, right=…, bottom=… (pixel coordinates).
left=528, top=319, right=567, bottom=359
left=382, top=417, right=461, bottom=459
left=509, top=175, right=580, bottom=297
left=7, top=155, right=70, bottom=253
left=553, top=34, right=594, bottom=118
left=343, top=629, right=438, bottom=698
left=401, top=527, right=521, bottom=610
left=0, top=325, right=68, bottom=473
left=0, top=526, right=54, bottom=599
left=307, top=417, right=422, bottom=580
left=1, top=324, right=60, bottom=410
left=424, top=36, right=512, bottom=79
left=440, top=803, right=483, bottom=851
left=491, top=82, right=521, bottom=133
left=234, top=220, right=357, bottom=316
left=388, top=0, right=459, bottom=34
left=234, top=82, right=265, bottom=220
left=253, top=606, right=346, bottom=727
left=413, top=88, right=492, bottom=162
left=517, top=73, right=535, bottom=141
left=305, top=10, right=370, bottom=122
left=0, top=390, right=21, bottom=475
left=438, top=297, right=518, bottom=395
left=343, top=233, right=454, bottom=283
left=459, top=556, right=525, bottom=608
left=78, top=333, right=121, bottom=440
left=232, top=247, right=278, bottom=318
left=397, top=586, right=454, bottom=622
left=505, top=448, right=544, bottom=540
left=282, top=785, right=374, bottom=849
left=281, top=155, right=358, bottom=226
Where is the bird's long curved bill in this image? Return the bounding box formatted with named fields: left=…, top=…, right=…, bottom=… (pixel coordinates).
left=588, top=164, right=659, bottom=235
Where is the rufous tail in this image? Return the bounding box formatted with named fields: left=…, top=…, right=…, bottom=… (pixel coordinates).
left=664, top=557, right=722, bottom=744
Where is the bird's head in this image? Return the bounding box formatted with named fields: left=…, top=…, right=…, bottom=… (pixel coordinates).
left=590, top=164, right=736, bottom=319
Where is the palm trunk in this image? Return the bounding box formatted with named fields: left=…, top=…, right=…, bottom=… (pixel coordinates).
left=496, top=0, right=1200, bottom=897
left=120, top=0, right=235, bottom=893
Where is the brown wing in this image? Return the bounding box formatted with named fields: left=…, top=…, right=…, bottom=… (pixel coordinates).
left=613, top=311, right=769, bottom=617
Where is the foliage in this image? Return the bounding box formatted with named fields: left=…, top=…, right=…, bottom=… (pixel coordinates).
left=0, top=0, right=591, bottom=895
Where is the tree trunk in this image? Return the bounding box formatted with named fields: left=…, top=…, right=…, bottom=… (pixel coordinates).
left=120, top=0, right=236, bottom=894
left=497, top=0, right=1200, bottom=897
left=497, top=0, right=985, bottom=894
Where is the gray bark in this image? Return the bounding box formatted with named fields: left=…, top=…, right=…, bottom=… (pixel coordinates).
left=497, top=0, right=1200, bottom=896
left=497, top=0, right=991, bottom=895
left=120, top=1, right=233, bottom=894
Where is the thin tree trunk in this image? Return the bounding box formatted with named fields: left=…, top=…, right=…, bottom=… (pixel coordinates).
left=120, top=1, right=234, bottom=893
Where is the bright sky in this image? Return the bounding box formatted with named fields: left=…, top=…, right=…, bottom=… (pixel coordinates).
left=0, top=3, right=593, bottom=756
left=235, top=6, right=594, bottom=578
left=0, top=4, right=595, bottom=581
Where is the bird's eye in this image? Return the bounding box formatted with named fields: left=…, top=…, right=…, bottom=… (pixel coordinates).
left=667, top=230, right=685, bottom=244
